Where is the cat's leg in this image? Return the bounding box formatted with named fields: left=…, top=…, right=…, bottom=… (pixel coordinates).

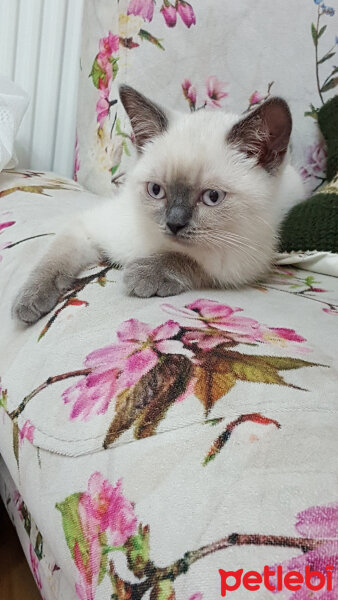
left=13, top=222, right=101, bottom=324
left=123, top=252, right=211, bottom=297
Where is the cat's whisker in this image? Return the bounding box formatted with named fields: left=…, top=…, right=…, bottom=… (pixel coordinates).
left=202, top=241, right=266, bottom=269
left=196, top=230, right=267, bottom=258
left=198, top=236, right=264, bottom=269
left=254, top=215, right=275, bottom=232
left=192, top=225, right=267, bottom=245
left=211, top=229, right=269, bottom=246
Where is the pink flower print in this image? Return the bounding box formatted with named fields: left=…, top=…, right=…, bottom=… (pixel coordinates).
left=0, top=220, right=15, bottom=232
left=273, top=266, right=295, bottom=278
left=29, top=544, right=42, bottom=589
left=162, top=299, right=263, bottom=349
left=96, top=32, right=119, bottom=92
left=74, top=134, right=80, bottom=181
left=91, top=31, right=119, bottom=132
left=295, top=503, right=338, bottom=538
left=79, top=473, right=137, bottom=544
left=301, top=142, right=327, bottom=180
left=127, top=0, right=154, bottom=21
left=96, top=80, right=114, bottom=129
left=270, top=543, right=338, bottom=598
left=268, top=328, right=306, bottom=344
left=98, top=77, right=109, bottom=94
left=249, top=90, right=264, bottom=106
left=96, top=55, right=113, bottom=88
left=163, top=299, right=308, bottom=352
left=181, top=329, right=231, bottom=350
left=98, top=31, right=119, bottom=60
left=188, top=595, right=203, bottom=600
left=63, top=319, right=184, bottom=420
left=13, top=490, right=23, bottom=515
left=12, top=489, right=22, bottom=507
left=205, top=76, right=228, bottom=108
left=63, top=367, right=120, bottom=420
left=160, top=2, right=177, bottom=27
left=177, top=1, right=196, bottom=27
left=267, top=502, right=338, bottom=598
left=73, top=474, right=137, bottom=600
left=323, top=307, right=338, bottom=315
left=96, top=94, right=110, bottom=129
left=182, top=78, right=197, bottom=109
left=114, top=318, right=183, bottom=391
left=19, top=419, right=35, bottom=446
left=74, top=537, right=101, bottom=600
left=0, top=221, right=15, bottom=259
left=260, top=326, right=309, bottom=354
left=306, top=142, right=327, bottom=175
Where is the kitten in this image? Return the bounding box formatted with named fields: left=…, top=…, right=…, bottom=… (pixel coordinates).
left=13, top=85, right=305, bottom=324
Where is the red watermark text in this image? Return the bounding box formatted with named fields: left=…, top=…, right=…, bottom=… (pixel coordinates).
left=219, top=564, right=334, bottom=596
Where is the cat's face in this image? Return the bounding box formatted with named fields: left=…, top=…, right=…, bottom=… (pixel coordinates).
left=120, top=85, right=292, bottom=257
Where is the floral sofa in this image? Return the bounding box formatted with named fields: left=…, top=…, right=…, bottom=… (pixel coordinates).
left=1, top=169, right=338, bottom=599
left=1, top=1, right=338, bottom=599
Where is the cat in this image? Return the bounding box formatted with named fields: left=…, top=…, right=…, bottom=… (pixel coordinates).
left=13, top=85, right=305, bottom=324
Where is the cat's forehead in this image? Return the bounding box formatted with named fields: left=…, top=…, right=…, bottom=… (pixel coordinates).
left=140, top=110, right=239, bottom=186
left=168, top=109, right=238, bottom=159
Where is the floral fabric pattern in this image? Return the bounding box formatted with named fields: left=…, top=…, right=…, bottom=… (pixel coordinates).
left=0, top=170, right=337, bottom=600
left=57, top=473, right=138, bottom=600
left=75, top=0, right=337, bottom=195
left=55, top=468, right=338, bottom=599
left=6, top=295, right=322, bottom=460
left=267, top=502, right=338, bottom=598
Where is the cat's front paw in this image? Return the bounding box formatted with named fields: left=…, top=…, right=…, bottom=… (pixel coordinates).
left=12, top=275, right=69, bottom=324
left=123, top=257, right=187, bottom=298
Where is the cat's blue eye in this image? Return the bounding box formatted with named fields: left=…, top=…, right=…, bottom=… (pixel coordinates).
left=147, top=182, right=166, bottom=199
left=201, top=189, right=226, bottom=206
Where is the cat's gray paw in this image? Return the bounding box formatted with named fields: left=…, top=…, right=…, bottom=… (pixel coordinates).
left=13, top=282, right=60, bottom=324
left=12, top=274, right=72, bottom=324
left=123, top=257, right=187, bottom=298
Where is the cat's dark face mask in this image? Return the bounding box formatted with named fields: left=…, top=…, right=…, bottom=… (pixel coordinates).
left=165, top=182, right=194, bottom=236
left=142, top=179, right=198, bottom=242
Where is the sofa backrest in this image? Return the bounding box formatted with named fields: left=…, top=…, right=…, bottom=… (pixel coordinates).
left=75, top=0, right=337, bottom=196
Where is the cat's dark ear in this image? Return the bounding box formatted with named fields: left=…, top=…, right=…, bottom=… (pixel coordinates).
left=227, top=98, right=292, bottom=172
left=119, top=85, right=169, bottom=151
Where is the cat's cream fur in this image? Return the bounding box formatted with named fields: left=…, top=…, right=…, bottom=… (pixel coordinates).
left=13, top=86, right=305, bottom=324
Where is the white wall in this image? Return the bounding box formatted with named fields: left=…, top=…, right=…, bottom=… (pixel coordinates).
left=0, top=0, right=83, bottom=178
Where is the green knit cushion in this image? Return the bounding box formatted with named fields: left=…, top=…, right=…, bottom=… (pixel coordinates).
left=318, top=96, right=338, bottom=182
left=280, top=96, right=338, bottom=254
left=279, top=183, right=338, bottom=253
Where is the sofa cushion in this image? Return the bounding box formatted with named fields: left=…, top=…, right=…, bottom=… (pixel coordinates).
left=1, top=170, right=338, bottom=600
left=1, top=172, right=337, bottom=460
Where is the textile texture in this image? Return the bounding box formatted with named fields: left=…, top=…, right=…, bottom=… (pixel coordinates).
left=0, top=170, right=337, bottom=599
left=75, top=0, right=337, bottom=196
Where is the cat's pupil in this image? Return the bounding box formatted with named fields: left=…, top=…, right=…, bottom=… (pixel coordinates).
left=152, top=184, right=161, bottom=196
left=209, top=190, right=219, bottom=203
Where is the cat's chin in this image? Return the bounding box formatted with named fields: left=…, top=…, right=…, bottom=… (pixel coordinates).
left=165, top=233, right=194, bottom=247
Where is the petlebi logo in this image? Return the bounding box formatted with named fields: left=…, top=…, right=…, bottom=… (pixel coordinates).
left=219, top=564, right=334, bottom=596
